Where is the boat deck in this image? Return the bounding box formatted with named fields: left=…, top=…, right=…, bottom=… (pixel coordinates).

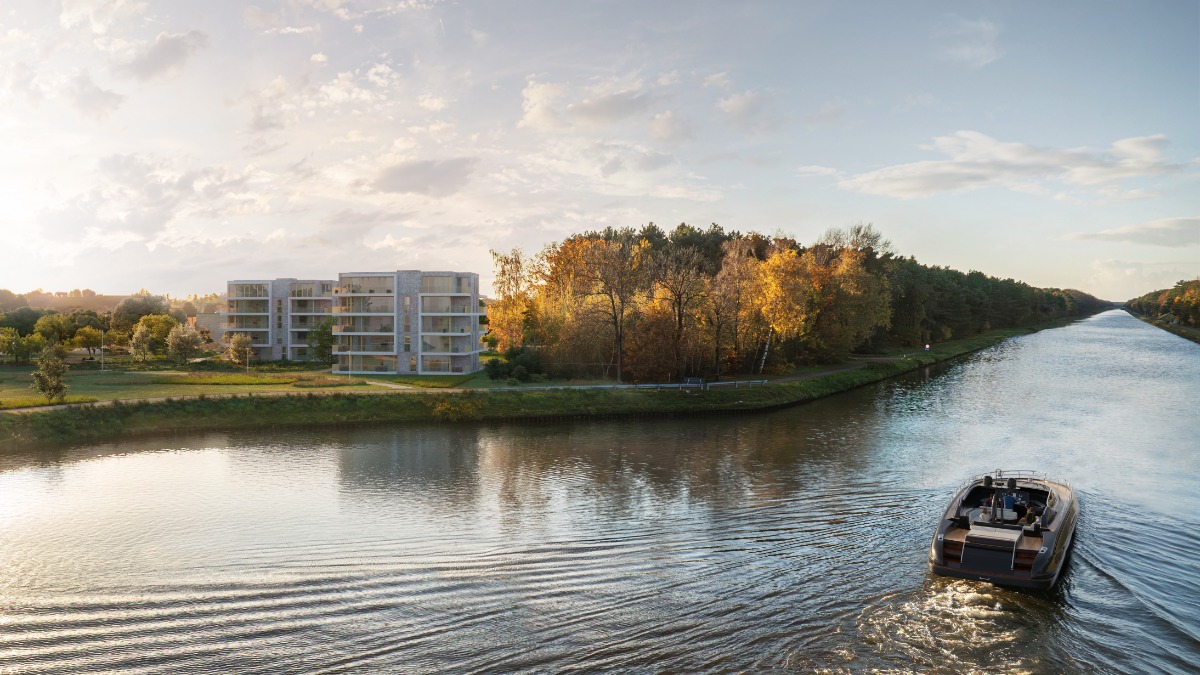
left=943, top=525, right=1043, bottom=552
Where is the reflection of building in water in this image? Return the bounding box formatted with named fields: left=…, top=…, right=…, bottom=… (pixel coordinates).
left=222, top=270, right=483, bottom=373
left=335, top=427, right=482, bottom=507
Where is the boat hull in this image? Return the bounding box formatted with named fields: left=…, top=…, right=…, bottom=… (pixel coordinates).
left=929, top=471, right=1078, bottom=590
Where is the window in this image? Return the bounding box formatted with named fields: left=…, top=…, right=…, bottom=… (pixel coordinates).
left=404, top=334, right=411, bottom=350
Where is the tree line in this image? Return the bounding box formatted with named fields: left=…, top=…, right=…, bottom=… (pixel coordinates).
left=487, top=223, right=1107, bottom=382
left=0, top=291, right=209, bottom=365
left=1126, top=279, right=1200, bottom=327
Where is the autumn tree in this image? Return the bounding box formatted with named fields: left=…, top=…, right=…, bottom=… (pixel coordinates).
left=489, top=247, right=540, bottom=351
left=575, top=230, right=652, bottom=383
left=652, top=245, right=706, bottom=380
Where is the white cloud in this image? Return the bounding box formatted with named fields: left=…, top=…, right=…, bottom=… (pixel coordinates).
left=650, top=111, right=690, bottom=143
left=311, top=52, right=328, bottom=64
left=717, top=90, right=778, bottom=132
left=703, top=72, right=729, bottom=88
left=119, top=31, right=208, bottom=81
left=369, top=157, right=479, bottom=196
left=838, top=131, right=1189, bottom=199
left=567, top=88, right=655, bottom=125
left=1087, top=259, right=1199, bottom=301
left=418, top=93, right=446, bottom=111
left=60, top=0, right=146, bottom=34
left=796, top=165, right=840, bottom=177
left=938, top=17, right=1003, bottom=68
left=517, top=79, right=567, bottom=132
left=1067, top=217, right=1200, bottom=247
left=67, top=72, right=124, bottom=118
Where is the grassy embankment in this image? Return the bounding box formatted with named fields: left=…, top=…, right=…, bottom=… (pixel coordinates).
left=1128, top=313, right=1200, bottom=345
left=0, top=328, right=1031, bottom=450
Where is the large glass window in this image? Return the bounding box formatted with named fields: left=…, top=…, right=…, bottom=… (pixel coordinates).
left=338, top=276, right=393, bottom=294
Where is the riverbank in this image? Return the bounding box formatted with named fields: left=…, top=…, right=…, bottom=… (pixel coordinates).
left=0, top=328, right=1036, bottom=450
left=1128, top=312, right=1200, bottom=345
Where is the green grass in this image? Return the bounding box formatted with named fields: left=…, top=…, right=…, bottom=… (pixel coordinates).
left=149, top=374, right=301, bottom=385
left=360, top=373, right=477, bottom=388
left=0, top=325, right=1030, bottom=448
left=0, top=396, right=99, bottom=410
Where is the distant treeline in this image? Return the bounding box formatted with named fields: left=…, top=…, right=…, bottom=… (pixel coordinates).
left=488, top=223, right=1107, bottom=382
left=1126, top=280, right=1200, bottom=327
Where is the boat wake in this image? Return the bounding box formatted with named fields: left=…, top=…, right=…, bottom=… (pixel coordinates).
left=856, top=578, right=1045, bottom=673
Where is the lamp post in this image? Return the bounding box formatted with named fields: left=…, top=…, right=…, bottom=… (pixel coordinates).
left=245, top=346, right=251, bottom=374
left=100, top=329, right=105, bottom=372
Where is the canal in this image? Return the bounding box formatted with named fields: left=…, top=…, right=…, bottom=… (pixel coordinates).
left=1, top=310, right=1197, bottom=672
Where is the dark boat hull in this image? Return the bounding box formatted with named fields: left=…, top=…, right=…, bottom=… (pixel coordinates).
left=929, top=473, right=1078, bottom=590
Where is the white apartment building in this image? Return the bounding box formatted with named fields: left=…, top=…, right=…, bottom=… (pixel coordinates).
left=223, top=270, right=483, bottom=374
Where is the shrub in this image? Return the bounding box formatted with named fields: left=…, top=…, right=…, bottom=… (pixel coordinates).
left=511, top=365, right=529, bottom=382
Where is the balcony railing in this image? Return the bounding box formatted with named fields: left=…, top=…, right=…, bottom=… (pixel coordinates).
left=221, top=324, right=270, bottom=331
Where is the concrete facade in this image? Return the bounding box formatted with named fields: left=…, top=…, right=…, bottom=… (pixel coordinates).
left=223, top=271, right=482, bottom=374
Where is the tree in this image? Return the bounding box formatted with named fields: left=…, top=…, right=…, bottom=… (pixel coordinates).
left=166, top=324, right=203, bottom=363
left=132, top=314, right=180, bottom=355
left=306, top=318, right=336, bottom=363
left=226, top=333, right=253, bottom=364
left=74, top=326, right=103, bottom=355
left=0, top=327, right=19, bottom=364
left=30, top=348, right=69, bottom=403
left=112, top=292, right=171, bottom=332
left=130, top=325, right=153, bottom=362
left=1, top=306, right=43, bottom=336
left=652, top=245, right=706, bottom=380
left=34, top=312, right=75, bottom=344
left=575, top=232, right=652, bottom=383
left=489, top=247, right=539, bottom=351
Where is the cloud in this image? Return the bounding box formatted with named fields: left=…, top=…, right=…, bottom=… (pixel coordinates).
left=418, top=93, right=447, bottom=111
left=369, top=157, right=479, bottom=196
left=311, top=52, right=328, bottom=64
left=567, top=89, right=655, bottom=125
left=517, top=79, right=567, bottom=131
left=717, top=90, right=779, bottom=132
left=1067, top=217, right=1200, bottom=247
left=67, top=72, right=124, bottom=118
left=796, top=165, right=840, bottom=177
left=1087, top=259, right=1200, bottom=301
left=703, top=72, right=730, bottom=88
left=650, top=111, right=690, bottom=143
left=60, top=0, right=146, bottom=34
left=119, top=31, right=208, bottom=81
left=838, top=131, right=1188, bottom=199
left=939, top=17, right=1003, bottom=68
left=6, top=62, right=46, bottom=104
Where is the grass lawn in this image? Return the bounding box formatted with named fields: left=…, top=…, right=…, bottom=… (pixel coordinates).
left=0, top=367, right=373, bottom=410
left=359, top=373, right=477, bottom=388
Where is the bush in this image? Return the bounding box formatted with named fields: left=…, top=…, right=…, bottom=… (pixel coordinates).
left=511, top=365, right=529, bottom=382
left=485, top=358, right=511, bottom=380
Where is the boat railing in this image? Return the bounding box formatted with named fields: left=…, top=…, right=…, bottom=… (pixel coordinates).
left=957, top=469, right=1069, bottom=493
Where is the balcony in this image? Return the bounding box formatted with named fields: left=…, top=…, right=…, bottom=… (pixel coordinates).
left=221, top=323, right=270, bottom=331
left=332, top=285, right=394, bottom=295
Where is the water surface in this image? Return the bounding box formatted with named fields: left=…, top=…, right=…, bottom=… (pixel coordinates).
left=1, top=310, right=1197, bottom=672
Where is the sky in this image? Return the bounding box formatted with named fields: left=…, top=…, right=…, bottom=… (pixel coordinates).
left=0, top=0, right=1196, bottom=301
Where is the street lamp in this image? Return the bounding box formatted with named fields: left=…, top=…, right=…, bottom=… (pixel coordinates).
left=245, top=346, right=251, bottom=374
left=100, top=329, right=105, bottom=372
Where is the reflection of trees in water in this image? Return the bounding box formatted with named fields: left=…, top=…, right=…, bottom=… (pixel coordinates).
left=472, top=408, right=884, bottom=522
